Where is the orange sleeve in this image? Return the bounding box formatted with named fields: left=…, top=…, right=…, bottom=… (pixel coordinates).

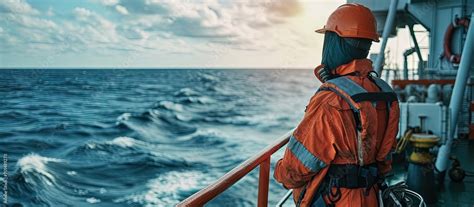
left=376, top=101, right=400, bottom=175
left=274, top=92, right=338, bottom=189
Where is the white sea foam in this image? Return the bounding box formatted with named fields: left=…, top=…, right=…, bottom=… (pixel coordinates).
left=199, top=73, right=219, bottom=82
left=86, top=197, right=101, bottom=204
left=17, top=154, right=62, bottom=186
left=84, top=137, right=138, bottom=150
left=114, top=171, right=209, bottom=206
left=99, top=188, right=107, bottom=194
left=116, top=112, right=131, bottom=125
left=67, top=171, right=77, bottom=176
left=175, top=113, right=193, bottom=122
left=175, top=128, right=222, bottom=142
left=186, top=96, right=214, bottom=104
left=159, top=101, right=184, bottom=112
left=85, top=142, right=97, bottom=149
left=106, top=136, right=136, bottom=148
left=174, top=88, right=199, bottom=96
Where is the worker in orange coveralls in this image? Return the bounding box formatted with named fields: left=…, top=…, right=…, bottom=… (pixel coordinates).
left=274, top=3, right=400, bottom=207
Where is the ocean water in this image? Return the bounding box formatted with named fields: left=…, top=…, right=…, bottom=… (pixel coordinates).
left=0, top=69, right=319, bottom=207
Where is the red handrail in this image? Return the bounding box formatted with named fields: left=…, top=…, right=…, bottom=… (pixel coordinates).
left=177, top=129, right=294, bottom=207
left=391, top=79, right=455, bottom=89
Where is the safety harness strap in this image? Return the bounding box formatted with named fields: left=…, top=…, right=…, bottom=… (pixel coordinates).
left=313, top=164, right=379, bottom=207
left=318, top=87, right=363, bottom=131
left=371, top=76, right=394, bottom=93
left=326, top=164, right=378, bottom=189
left=326, top=76, right=367, bottom=96
left=312, top=74, right=397, bottom=207
left=317, top=75, right=397, bottom=132
left=368, top=75, right=398, bottom=128
left=323, top=76, right=397, bottom=103
left=318, top=76, right=367, bottom=131
left=351, top=92, right=398, bottom=103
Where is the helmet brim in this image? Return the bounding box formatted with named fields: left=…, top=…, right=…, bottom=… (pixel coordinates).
left=315, top=28, right=326, bottom=34
left=315, top=27, right=380, bottom=42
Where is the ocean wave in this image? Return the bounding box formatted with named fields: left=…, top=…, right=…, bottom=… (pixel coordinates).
left=72, top=150, right=192, bottom=171
left=9, top=153, right=67, bottom=205
left=116, top=112, right=132, bottom=123
left=84, top=136, right=139, bottom=150
left=178, top=96, right=214, bottom=104
left=36, top=110, right=68, bottom=117
left=174, top=88, right=200, bottom=97
left=106, top=136, right=137, bottom=148
left=203, top=114, right=290, bottom=129
left=75, top=122, right=110, bottom=130
left=2, top=69, right=313, bottom=206
left=0, top=131, right=15, bottom=138
left=176, top=133, right=225, bottom=147
left=114, top=170, right=212, bottom=207
left=198, top=73, right=219, bottom=82
left=116, top=111, right=197, bottom=140
left=15, top=104, right=54, bottom=111
left=1, top=139, right=62, bottom=155
left=16, top=153, right=63, bottom=184
left=70, top=137, right=193, bottom=169
left=86, top=197, right=101, bottom=204
left=155, top=101, right=184, bottom=112
left=175, top=113, right=193, bottom=122
left=172, top=87, right=216, bottom=105
left=0, top=111, right=35, bottom=120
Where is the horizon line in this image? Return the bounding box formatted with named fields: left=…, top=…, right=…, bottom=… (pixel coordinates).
left=0, top=67, right=313, bottom=70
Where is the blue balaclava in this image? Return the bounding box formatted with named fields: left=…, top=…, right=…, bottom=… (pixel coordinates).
left=321, top=31, right=372, bottom=73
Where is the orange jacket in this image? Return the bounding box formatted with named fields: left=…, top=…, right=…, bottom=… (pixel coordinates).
left=274, top=59, right=399, bottom=207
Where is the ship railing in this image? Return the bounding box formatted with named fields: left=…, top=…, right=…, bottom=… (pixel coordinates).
left=177, top=129, right=295, bottom=207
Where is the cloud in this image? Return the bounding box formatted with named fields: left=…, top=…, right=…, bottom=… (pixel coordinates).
left=46, top=6, right=54, bottom=16
left=115, top=5, right=129, bottom=15
left=6, top=13, right=56, bottom=30
left=0, top=0, right=39, bottom=15
left=71, top=7, right=119, bottom=43
left=113, top=0, right=304, bottom=46
left=97, top=0, right=119, bottom=6
left=73, top=7, right=93, bottom=19
left=1, top=0, right=327, bottom=68
left=0, top=0, right=58, bottom=49
left=265, top=0, right=302, bottom=17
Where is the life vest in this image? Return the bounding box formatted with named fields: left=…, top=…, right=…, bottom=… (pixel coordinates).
left=310, top=74, right=399, bottom=207
left=317, top=74, right=399, bottom=166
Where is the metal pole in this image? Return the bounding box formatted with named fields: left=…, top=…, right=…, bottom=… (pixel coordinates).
left=435, top=12, right=474, bottom=176
left=403, top=48, right=416, bottom=80
left=276, top=190, right=293, bottom=207
left=404, top=55, right=409, bottom=80
left=257, top=158, right=270, bottom=207
left=374, top=0, right=399, bottom=75
left=408, top=25, right=424, bottom=78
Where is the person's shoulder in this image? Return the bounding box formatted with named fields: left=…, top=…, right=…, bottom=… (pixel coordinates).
left=309, top=88, right=351, bottom=111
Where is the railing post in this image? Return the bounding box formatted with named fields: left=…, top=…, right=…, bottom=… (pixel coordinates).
left=177, top=129, right=293, bottom=206
left=257, top=158, right=270, bottom=207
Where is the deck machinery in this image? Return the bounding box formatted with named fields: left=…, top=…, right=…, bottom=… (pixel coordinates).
left=348, top=0, right=474, bottom=204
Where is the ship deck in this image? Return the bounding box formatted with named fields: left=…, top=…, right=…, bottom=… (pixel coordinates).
left=387, top=138, right=474, bottom=207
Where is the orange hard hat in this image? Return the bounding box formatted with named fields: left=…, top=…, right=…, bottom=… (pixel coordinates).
left=316, top=3, right=379, bottom=42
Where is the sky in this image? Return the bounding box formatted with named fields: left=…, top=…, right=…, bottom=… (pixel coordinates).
left=0, top=0, right=426, bottom=69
